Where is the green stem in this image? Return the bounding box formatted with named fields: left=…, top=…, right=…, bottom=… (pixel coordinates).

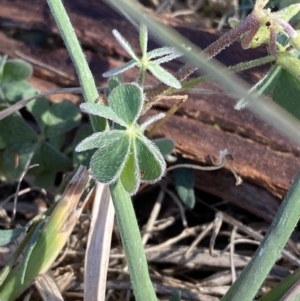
left=46, top=0, right=157, bottom=300
left=46, top=0, right=105, bottom=132
left=110, top=180, right=157, bottom=301
left=137, top=65, right=147, bottom=87
left=221, top=170, right=300, bottom=301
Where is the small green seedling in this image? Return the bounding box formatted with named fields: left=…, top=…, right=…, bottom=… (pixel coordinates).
left=76, top=83, right=166, bottom=194
left=103, top=25, right=182, bottom=88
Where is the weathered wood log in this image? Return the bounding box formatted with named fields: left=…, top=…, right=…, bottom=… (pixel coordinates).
left=0, top=0, right=299, bottom=220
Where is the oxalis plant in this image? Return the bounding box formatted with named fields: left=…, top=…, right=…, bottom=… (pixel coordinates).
left=1, top=0, right=300, bottom=301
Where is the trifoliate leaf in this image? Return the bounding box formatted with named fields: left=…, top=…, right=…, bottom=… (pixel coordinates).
left=135, top=135, right=166, bottom=182
left=80, top=102, right=127, bottom=127
left=108, top=83, right=143, bottom=125
left=112, top=29, right=139, bottom=61
left=102, top=60, right=136, bottom=78
left=76, top=130, right=125, bottom=152
left=139, top=24, right=148, bottom=57
left=120, top=144, right=140, bottom=194
left=90, top=134, right=131, bottom=183
left=147, top=63, right=181, bottom=89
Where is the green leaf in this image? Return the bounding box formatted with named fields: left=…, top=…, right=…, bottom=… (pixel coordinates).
left=140, top=113, right=165, bottom=132
left=41, top=100, right=81, bottom=137
left=147, top=47, right=180, bottom=60
left=112, top=29, right=139, bottom=61
left=280, top=282, right=300, bottom=301
left=49, top=134, right=65, bottom=150
left=258, top=267, right=300, bottom=301
left=0, top=228, right=27, bottom=246
left=0, top=113, right=38, bottom=144
left=152, top=51, right=182, bottom=65
left=80, top=102, right=127, bottom=127
left=73, top=125, right=94, bottom=167
left=173, top=162, right=196, bottom=209
left=272, top=68, right=300, bottom=120
left=169, top=291, right=181, bottom=301
left=2, top=59, right=33, bottom=82
left=2, top=141, right=38, bottom=180
left=147, top=63, right=181, bottom=89
left=20, top=220, right=46, bottom=284
left=102, top=59, right=137, bottom=78
left=235, top=65, right=281, bottom=110
left=34, top=170, right=56, bottom=188
left=108, top=83, right=143, bottom=125
left=90, top=134, right=131, bottom=183
left=32, top=141, right=72, bottom=172
left=2, top=80, right=37, bottom=103
left=26, top=97, right=50, bottom=133
left=0, top=134, right=5, bottom=148
left=139, top=24, right=148, bottom=57
left=152, top=138, right=174, bottom=156
left=277, top=52, right=300, bottom=82
left=76, top=130, right=125, bottom=152
left=291, top=30, right=300, bottom=50
left=228, top=17, right=239, bottom=29
left=108, top=77, right=122, bottom=92
left=120, top=145, right=140, bottom=194
left=135, top=135, right=166, bottom=182
left=0, top=112, right=37, bottom=178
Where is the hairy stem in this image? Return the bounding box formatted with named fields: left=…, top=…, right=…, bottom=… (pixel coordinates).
left=46, top=0, right=106, bottom=132
left=110, top=180, right=157, bottom=301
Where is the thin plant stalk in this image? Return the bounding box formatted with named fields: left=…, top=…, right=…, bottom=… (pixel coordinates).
left=221, top=170, right=300, bottom=301
left=46, top=0, right=106, bottom=132
left=46, top=0, right=157, bottom=300
left=109, top=180, right=157, bottom=300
